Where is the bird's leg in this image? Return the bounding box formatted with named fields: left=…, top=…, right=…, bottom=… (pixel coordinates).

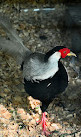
left=37, top=112, right=50, bottom=136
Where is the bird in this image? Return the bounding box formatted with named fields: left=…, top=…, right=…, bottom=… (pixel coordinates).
left=0, top=14, right=76, bottom=136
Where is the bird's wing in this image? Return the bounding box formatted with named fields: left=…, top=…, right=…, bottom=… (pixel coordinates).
left=22, top=53, right=45, bottom=80
left=0, top=13, right=31, bottom=64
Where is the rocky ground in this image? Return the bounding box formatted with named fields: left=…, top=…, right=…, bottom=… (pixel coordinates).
left=0, top=2, right=81, bottom=137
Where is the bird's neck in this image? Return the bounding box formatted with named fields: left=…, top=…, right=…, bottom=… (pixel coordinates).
left=36, top=52, right=61, bottom=80
left=48, top=52, right=61, bottom=63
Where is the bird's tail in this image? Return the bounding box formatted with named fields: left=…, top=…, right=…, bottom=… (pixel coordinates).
left=0, top=13, right=31, bottom=64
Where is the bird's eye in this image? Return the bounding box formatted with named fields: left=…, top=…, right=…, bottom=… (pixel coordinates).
left=63, top=51, right=66, bottom=54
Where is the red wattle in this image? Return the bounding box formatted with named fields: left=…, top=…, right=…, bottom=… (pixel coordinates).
left=59, top=48, right=70, bottom=58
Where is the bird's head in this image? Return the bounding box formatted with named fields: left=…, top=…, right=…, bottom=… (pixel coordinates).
left=59, top=48, right=76, bottom=58
left=44, top=46, right=76, bottom=62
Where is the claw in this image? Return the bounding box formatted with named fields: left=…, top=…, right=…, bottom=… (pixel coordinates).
left=37, top=112, right=50, bottom=136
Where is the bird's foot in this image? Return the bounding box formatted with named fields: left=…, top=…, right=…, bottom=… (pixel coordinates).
left=37, top=112, right=50, bottom=136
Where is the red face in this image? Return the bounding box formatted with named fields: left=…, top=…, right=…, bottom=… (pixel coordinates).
left=59, top=48, right=70, bottom=58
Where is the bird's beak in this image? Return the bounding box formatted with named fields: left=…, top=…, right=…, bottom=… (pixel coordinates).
left=67, top=51, right=77, bottom=57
